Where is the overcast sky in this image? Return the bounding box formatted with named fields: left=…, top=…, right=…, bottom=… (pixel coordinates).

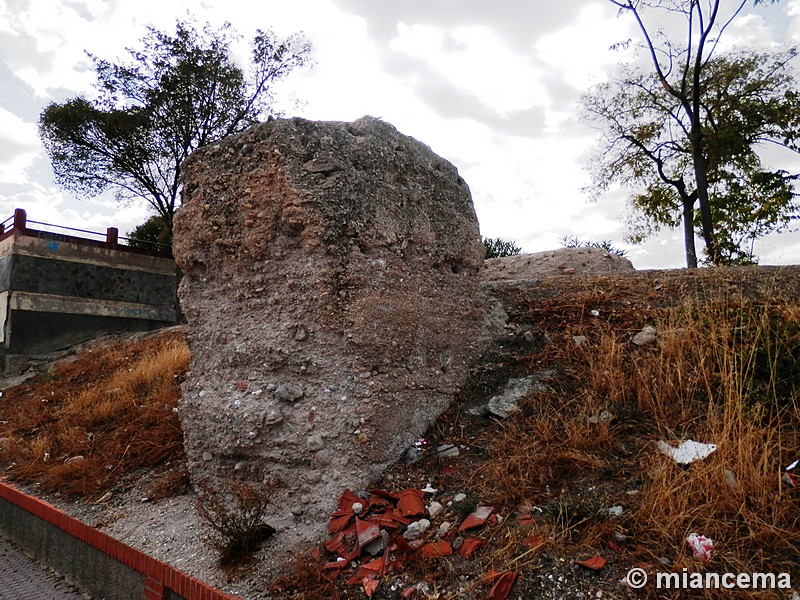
left=2, top=0, right=800, bottom=268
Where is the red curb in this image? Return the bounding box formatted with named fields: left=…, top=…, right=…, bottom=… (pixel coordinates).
left=0, top=479, right=239, bottom=600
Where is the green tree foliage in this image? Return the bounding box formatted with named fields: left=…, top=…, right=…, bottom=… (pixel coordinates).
left=483, top=237, right=522, bottom=259
left=587, top=0, right=797, bottom=267
left=126, top=215, right=172, bottom=252
left=39, top=20, right=312, bottom=232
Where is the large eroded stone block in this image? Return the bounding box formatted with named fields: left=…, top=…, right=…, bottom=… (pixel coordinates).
left=173, top=116, right=487, bottom=552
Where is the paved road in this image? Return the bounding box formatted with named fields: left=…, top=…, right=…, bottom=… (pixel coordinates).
left=0, top=535, right=88, bottom=599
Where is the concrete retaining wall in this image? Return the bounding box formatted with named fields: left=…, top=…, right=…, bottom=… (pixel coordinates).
left=0, top=480, right=238, bottom=600
left=0, top=210, right=179, bottom=374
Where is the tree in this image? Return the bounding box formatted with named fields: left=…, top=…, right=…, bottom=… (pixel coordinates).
left=585, top=0, right=797, bottom=267
left=39, top=20, right=312, bottom=232
left=126, top=215, right=171, bottom=252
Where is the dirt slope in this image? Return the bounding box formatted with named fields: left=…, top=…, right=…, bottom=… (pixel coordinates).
left=1, top=265, right=798, bottom=600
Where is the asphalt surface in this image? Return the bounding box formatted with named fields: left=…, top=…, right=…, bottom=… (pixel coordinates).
left=0, top=534, right=88, bottom=599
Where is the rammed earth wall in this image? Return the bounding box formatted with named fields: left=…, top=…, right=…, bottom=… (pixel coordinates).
left=174, top=116, right=490, bottom=560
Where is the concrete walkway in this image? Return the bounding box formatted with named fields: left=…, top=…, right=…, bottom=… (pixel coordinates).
left=0, top=534, right=87, bottom=599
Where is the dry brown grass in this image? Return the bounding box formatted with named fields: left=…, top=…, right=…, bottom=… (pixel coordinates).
left=0, top=329, right=189, bottom=500
left=477, top=290, right=800, bottom=591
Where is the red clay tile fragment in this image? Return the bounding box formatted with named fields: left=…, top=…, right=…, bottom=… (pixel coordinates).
left=347, top=559, right=384, bottom=587
left=376, top=514, right=401, bottom=529
left=488, top=571, right=518, bottom=600
left=421, top=540, right=453, bottom=558
left=362, top=578, right=379, bottom=597
left=322, top=559, right=348, bottom=571
left=336, top=489, right=362, bottom=512
left=576, top=554, right=607, bottom=571
left=390, top=509, right=412, bottom=526
left=328, top=512, right=352, bottom=533
left=356, top=517, right=381, bottom=547
left=457, top=537, right=487, bottom=559
left=397, top=489, right=426, bottom=517
left=458, top=505, right=494, bottom=532
left=519, top=513, right=534, bottom=525
left=324, top=532, right=347, bottom=555
left=522, top=534, right=545, bottom=549
left=368, top=493, right=392, bottom=510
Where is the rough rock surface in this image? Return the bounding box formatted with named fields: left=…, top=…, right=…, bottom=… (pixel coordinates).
left=173, top=116, right=488, bottom=559
left=483, top=248, right=635, bottom=284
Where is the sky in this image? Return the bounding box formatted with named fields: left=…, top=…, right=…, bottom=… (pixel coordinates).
left=1, top=0, right=800, bottom=269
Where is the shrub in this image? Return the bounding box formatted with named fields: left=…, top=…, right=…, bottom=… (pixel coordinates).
left=196, top=482, right=276, bottom=565
left=483, top=237, right=522, bottom=259
left=560, top=235, right=627, bottom=257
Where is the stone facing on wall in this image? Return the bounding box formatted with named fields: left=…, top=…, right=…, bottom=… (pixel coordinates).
left=174, top=116, right=489, bottom=556
left=0, top=230, right=178, bottom=369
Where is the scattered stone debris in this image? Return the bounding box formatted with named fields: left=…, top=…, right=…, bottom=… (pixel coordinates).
left=631, top=325, right=658, bottom=346
left=587, top=410, right=614, bottom=425
left=471, top=373, right=553, bottom=418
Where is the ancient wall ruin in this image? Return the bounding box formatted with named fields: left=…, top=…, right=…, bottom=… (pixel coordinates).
left=173, top=116, right=488, bottom=554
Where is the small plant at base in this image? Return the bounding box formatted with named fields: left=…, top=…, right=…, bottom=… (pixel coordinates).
left=196, top=482, right=276, bottom=565
left=483, top=237, right=522, bottom=259
left=451, top=492, right=480, bottom=521
left=560, top=235, right=628, bottom=258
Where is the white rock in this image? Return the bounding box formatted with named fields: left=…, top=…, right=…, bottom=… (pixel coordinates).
left=427, top=501, right=444, bottom=518
left=403, top=519, right=431, bottom=540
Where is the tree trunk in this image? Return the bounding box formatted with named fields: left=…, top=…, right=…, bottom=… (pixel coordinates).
left=682, top=196, right=698, bottom=268
left=690, top=124, right=719, bottom=265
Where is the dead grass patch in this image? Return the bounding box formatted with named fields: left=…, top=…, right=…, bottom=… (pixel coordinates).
left=480, top=289, right=799, bottom=589
left=0, top=329, right=189, bottom=500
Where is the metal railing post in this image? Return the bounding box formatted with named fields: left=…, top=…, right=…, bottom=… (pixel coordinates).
left=106, top=227, right=119, bottom=248
left=13, top=208, right=26, bottom=231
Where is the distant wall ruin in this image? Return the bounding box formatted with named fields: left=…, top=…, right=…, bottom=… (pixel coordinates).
left=174, top=116, right=489, bottom=556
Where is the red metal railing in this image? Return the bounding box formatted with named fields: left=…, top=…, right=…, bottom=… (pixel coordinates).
left=0, top=209, right=171, bottom=255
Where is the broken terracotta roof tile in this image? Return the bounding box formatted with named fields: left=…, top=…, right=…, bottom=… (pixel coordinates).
left=458, top=505, right=494, bottom=532
left=400, top=586, right=418, bottom=599
left=575, top=554, right=608, bottom=571
left=397, top=489, right=426, bottom=517
left=328, top=512, right=353, bottom=533
left=355, top=517, right=381, bottom=548
left=362, top=578, right=379, bottom=598
left=322, top=559, right=348, bottom=571
left=457, top=537, right=487, bottom=559
left=336, top=489, right=362, bottom=512
left=488, top=571, right=518, bottom=600
left=390, top=509, right=412, bottom=525
left=368, top=491, right=393, bottom=509
left=420, top=540, right=453, bottom=558
left=376, top=513, right=402, bottom=529
left=521, top=534, right=545, bottom=549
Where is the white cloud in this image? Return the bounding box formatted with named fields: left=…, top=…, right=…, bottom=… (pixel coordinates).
left=391, top=23, right=547, bottom=115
